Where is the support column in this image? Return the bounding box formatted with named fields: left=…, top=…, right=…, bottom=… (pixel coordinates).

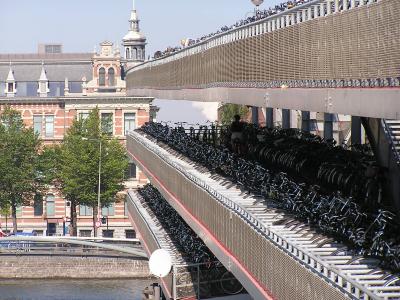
left=266, top=108, right=274, bottom=129
left=324, top=113, right=334, bottom=140
left=351, top=116, right=362, bottom=145
left=282, top=109, right=291, bottom=129
left=251, top=107, right=259, bottom=125
left=302, top=111, right=311, bottom=132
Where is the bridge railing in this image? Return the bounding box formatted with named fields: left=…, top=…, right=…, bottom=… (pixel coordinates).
left=127, top=0, right=400, bottom=90
left=0, top=236, right=146, bottom=258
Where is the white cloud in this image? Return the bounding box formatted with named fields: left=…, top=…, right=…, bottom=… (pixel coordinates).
left=191, top=101, right=219, bottom=122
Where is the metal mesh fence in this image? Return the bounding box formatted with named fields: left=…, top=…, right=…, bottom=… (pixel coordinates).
left=127, top=0, right=400, bottom=90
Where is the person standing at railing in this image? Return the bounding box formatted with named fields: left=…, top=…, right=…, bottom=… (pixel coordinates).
left=230, top=115, right=245, bottom=155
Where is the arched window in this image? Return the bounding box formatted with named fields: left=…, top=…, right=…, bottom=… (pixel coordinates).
left=132, top=48, right=137, bottom=60
left=137, top=48, right=142, bottom=60
left=126, top=48, right=130, bottom=59
left=108, top=68, right=115, bottom=86
left=99, top=67, right=105, bottom=86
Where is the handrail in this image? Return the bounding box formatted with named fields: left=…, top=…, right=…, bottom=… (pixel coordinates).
left=126, top=190, right=163, bottom=252
left=0, top=236, right=147, bottom=258
left=382, top=119, right=400, bottom=166
left=129, top=130, right=382, bottom=300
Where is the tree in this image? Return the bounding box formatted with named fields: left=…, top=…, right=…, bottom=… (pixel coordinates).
left=0, top=107, right=41, bottom=233
left=59, top=108, right=128, bottom=236
left=219, top=104, right=249, bottom=126
left=0, top=204, right=11, bottom=233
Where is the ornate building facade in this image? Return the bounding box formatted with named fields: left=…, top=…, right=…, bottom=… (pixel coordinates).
left=0, top=2, right=155, bottom=238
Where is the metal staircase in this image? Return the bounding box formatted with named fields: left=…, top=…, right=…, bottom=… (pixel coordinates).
left=384, top=120, right=400, bottom=162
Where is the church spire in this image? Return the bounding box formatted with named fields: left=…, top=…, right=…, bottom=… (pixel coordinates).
left=129, top=0, right=140, bottom=32
left=123, top=0, right=147, bottom=66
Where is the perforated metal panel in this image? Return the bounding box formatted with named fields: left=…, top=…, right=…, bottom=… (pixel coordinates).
left=127, top=0, right=400, bottom=90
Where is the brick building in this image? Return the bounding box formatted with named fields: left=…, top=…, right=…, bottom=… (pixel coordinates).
left=0, top=3, right=154, bottom=238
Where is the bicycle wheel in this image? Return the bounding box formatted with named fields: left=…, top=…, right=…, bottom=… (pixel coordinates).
left=220, top=271, right=244, bottom=295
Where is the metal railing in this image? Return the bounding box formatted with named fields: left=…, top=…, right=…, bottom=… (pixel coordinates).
left=128, top=130, right=391, bottom=300
left=0, top=236, right=146, bottom=258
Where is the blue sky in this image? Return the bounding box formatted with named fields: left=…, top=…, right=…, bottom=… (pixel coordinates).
left=0, top=0, right=281, bottom=121
left=0, top=0, right=281, bottom=55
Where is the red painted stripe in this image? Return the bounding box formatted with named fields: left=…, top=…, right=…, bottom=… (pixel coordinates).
left=127, top=148, right=276, bottom=300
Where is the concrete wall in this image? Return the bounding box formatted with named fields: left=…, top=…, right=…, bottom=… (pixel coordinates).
left=0, top=256, right=150, bottom=279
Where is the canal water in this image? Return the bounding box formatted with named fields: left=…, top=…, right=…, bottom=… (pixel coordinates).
left=0, top=279, right=155, bottom=300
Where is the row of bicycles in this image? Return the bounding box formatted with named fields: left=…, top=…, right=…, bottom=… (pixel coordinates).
left=138, top=185, right=244, bottom=297
left=138, top=184, right=216, bottom=264
left=141, top=122, right=400, bottom=272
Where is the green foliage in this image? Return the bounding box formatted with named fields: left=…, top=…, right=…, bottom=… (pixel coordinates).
left=59, top=108, right=129, bottom=235
left=219, top=104, right=249, bottom=126
left=0, top=107, right=41, bottom=232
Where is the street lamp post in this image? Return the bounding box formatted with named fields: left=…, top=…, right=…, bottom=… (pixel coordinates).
left=97, top=139, right=102, bottom=226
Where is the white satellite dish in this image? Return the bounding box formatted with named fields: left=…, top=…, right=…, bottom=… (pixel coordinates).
left=149, top=249, right=172, bottom=278
left=251, top=0, right=264, bottom=6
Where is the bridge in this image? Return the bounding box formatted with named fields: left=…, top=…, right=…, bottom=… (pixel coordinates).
left=126, top=0, right=400, bottom=120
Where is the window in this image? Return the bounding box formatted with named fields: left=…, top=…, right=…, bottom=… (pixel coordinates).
left=101, top=113, right=113, bottom=135
left=101, top=203, right=115, bottom=217
left=132, top=48, right=137, bottom=59
left=33, top=116, right=42, bottom=135
left=99, top=68, right=106, bottom=86
left=79, top=112, right=89, bottom=120
left=125, top=230, right=136, bottom=239
left=126, top=48, right=131, bottom=59
left=80, top=230, right=92, bottom=237
left=46, top=195, right=55, bottom=216
left=125, top=162, right=137, bottom=180
left=7, top=83, right=13, bottom=93
left=34, top=194, right=43, bottom=216
left=108, top=68, right=115, bottom=86
left=45, top=115, right=54, bottom=137
left=79, top=205, right=93, bottom=216
left=102, top=230, right=114, bottom=238
left=124, top=113, right=136, bottom=135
